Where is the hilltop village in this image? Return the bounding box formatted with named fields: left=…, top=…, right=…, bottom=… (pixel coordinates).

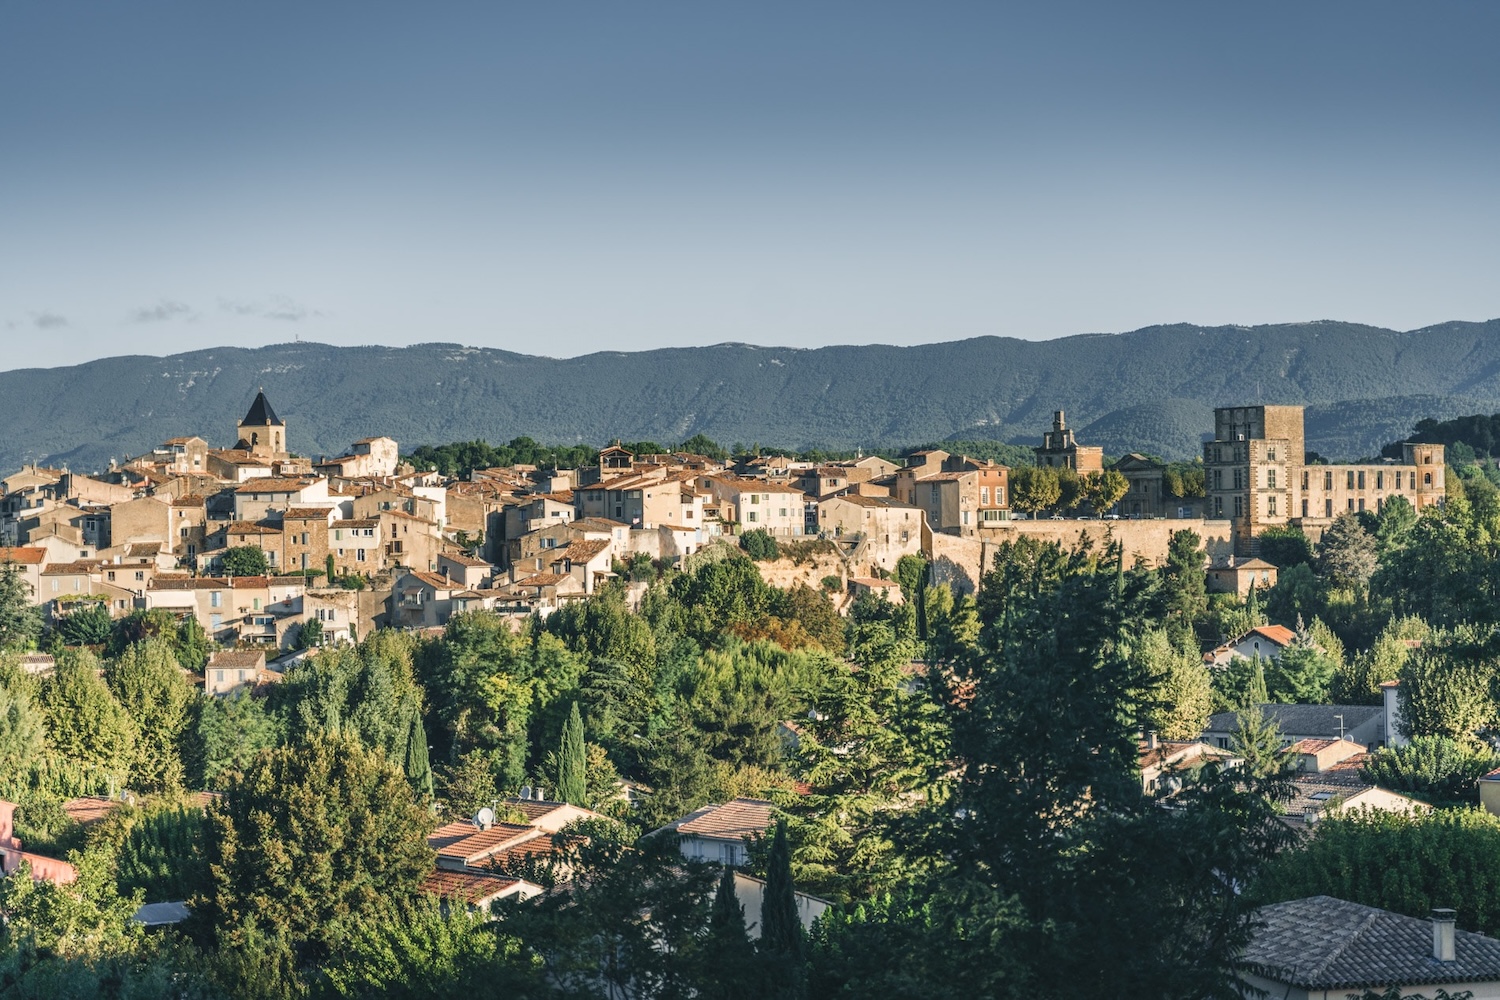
left=0, top=393, right=1448, bottom=654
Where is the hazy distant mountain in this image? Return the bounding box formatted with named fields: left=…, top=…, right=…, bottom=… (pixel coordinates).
left=6, top=320, right=1500, bottom=473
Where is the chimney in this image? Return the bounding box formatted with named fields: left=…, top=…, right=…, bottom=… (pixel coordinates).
left=1433, top=908, right=1457, bottom=962
left=1146, top=731, right=1158, bottom=750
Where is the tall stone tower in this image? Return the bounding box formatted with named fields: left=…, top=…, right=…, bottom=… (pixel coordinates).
left=235, top=389, right=286, bottom=459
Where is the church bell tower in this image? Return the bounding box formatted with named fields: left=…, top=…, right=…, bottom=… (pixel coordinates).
left=236, top=389, right=286, bottom=459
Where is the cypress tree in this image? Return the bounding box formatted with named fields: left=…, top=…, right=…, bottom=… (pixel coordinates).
left=711, top=861, right=748, bottom=935
left=915, top=563, right=929, bottom=641
left=702, top=863, right=759, bottom=1000
left=404, top=707, right=433, bottom=799
left=759, top=818, right=805, bottom=997
left=556, top=701, right=587, bottom=806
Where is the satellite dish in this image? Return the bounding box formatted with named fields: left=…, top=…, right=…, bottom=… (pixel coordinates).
left=520, top=785, right=533, bottom=801
left=473, top=807, right=495, bottom=830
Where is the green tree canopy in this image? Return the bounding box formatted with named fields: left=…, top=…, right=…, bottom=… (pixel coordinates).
left=1361, top=736, right=1500, bottom=807
left=0, top=560, right=42, bottom=652
left=105, top=637, right=195, bottom=792
left=40, top=650, right=137, bottom=793
left=221, top=545, right=271, bottom=578
left=205, top=735, right=436, bottom=958
left=1256, top=809, right=1500, bottom=936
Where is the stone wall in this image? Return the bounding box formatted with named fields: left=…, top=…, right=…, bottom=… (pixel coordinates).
left=926, top=519, right=1236, bottom=593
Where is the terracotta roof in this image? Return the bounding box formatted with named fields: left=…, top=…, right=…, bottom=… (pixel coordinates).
left=430, top=821, right=535, bottom=864
left=335, top=519, right=379, bottom=529
left=443, top=553, right=490, bottom=567
left=1138, top=739, right=1236, bottom=771
left=512, top=573, right=567, bottom=588
left=283, top=507, right=335, bottom=520
left=41, top=562, right=98, bottom=576
left=406, top=571, right=454, bottom=590
left=225, top=521, right=282, bottom=535
left=235, top=477, right=318, bottom=493
left=669, top=798, right=775, bottom=842
left=0, top=547, right=46, bottom=565
left=1244, top=896, right=1500, bottom=991
left=419, top=868, right=523, bottom=903
left=1326, top=752, right=1375, bottom=773
left=1286, top=737, right=1367, bottom=756
left=1249, top=624, right=1297, bottom=646
left=822, top=494, right=918, bottom=509
left=379, top=509, right=436, bottom=525
left=558, top=539, right=610, bottom=563
left=573, top=517, right=627, bottom=531
left=209, top=650, right=267, bottom=669
left=504, top=799, right=569, bottom=823
left=62, top=797, right=120, bottom=825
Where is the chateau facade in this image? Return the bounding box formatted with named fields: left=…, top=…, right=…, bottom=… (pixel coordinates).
left=1203, top=405, right=1445, bottom=553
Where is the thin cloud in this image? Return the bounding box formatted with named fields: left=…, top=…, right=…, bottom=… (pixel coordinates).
left=129, top=299, right=196, bottom=323
left=32, top=312, right=67, bottom=329
left=219, top=296, right=321, bottom=322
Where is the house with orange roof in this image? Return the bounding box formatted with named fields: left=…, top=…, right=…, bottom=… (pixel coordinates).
left=420, top=796, right=603, bottom=912
left=1285, top=737, right=1368, bottom=773
left=1202, top=624, right=1299, bottom=668
left=1138, top=735, right=1241, bottom=796
left=650, top=797, right=776, bottom=867
left=0, top=546, right=46, bottom=599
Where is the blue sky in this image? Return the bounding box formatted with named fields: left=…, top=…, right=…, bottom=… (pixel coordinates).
left=2, top=1, right=1497, bottom=371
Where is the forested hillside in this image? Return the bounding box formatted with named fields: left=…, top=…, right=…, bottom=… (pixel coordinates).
left=4, top=318, right=1500, bottom=472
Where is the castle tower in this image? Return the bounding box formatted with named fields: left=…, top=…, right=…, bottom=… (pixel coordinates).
left=236, top=389, right=286, bottom=458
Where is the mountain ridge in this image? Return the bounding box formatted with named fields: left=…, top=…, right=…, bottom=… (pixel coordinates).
left=7, top=319, right=1500, bottom=472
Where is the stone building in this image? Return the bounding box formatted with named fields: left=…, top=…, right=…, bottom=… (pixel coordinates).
left=1110, top=453, right=1166, bottom=518
left=892, top=451, right=1008, bottom=537
left=1203, top=404, right=1445, bottom=554
left=1033, top=411, right=1103, bottom=475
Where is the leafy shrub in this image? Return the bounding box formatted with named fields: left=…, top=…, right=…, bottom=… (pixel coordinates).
left=740, top=529, right=780, bottom=561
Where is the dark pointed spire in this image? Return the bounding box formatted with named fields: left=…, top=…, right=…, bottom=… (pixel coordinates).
left=241, top=390, right=283, bottom=427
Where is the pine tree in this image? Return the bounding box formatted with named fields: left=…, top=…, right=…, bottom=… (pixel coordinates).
left=1231, top=672, right=1285, bottom=778
left=556, top=701, right=587, bottom=807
